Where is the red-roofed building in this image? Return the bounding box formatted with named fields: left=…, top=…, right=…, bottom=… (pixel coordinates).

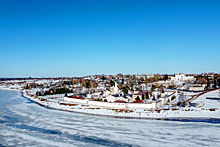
left=70, top=96, right=85, bottom=99
left=114, top=100, right=126, bottom=103
left=133, top=100, right=143, bottom=103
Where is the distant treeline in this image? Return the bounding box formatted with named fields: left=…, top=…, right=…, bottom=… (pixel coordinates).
left=36, top=88, right=72, bottom=96
left=0, top=78, right=27, bottom=81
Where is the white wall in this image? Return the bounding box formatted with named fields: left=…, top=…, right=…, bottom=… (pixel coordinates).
left=64, top=97, right=157, bottom=109
left=89, top=101, right=126, bottom=108
left=127, top=103, right=155, bottom=109
left=64, top=97, right=88, bottom=104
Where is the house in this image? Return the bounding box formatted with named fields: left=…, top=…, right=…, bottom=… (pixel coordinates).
left=86, top=92, right=101, bottom=99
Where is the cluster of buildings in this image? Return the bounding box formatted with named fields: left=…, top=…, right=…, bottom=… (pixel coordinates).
left=62, top=73, right=219, bottom=109
left=1, top=72, right=219, bottom=109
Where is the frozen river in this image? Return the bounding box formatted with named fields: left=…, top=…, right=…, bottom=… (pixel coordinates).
left=0, top=89, right=220, bottom=147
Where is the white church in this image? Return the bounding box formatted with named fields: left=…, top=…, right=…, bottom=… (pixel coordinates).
left=104, top=82, right=130, bottom=102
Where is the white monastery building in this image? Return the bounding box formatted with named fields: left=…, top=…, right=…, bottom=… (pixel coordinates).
left=171, top=73, right=195, bottom=82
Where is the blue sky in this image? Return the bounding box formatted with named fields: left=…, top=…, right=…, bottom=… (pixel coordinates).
left=0, top=0, right=219, bottom=77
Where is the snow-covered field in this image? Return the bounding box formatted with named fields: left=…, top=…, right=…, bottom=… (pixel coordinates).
left=193, top=90, right=220, bottom=108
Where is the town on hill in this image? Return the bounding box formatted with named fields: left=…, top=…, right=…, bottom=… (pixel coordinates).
left=1, top=72, right=220, bottom=119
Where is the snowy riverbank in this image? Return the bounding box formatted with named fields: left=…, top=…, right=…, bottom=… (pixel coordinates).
left=1, top=86, right=220, bottom=120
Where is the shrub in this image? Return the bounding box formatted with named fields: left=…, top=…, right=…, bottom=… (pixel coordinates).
left=25, top=84, right=29, bottom=89
left=145, top=92, right=149, bottom=99
left=142, top=94, right=145, bottom=100
left=171, top=95, right=176, bottom=101
left=151, top=84, right=156, bottom=90
left=36, top=91, right=42, bottom=96
left=136, top=96, right=140, bottom=100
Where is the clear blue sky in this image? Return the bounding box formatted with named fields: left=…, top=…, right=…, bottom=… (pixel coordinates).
left=0, top=0, right=219, bottom=77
